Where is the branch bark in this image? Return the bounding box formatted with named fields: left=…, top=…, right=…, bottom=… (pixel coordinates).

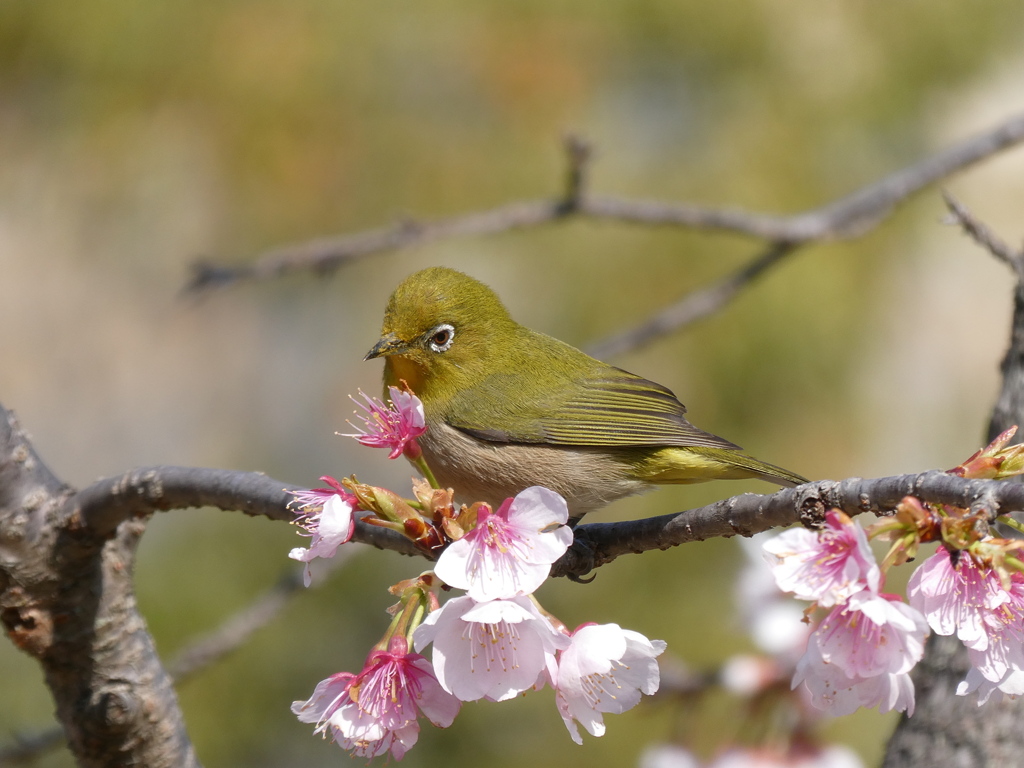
left=0, top=410, right=199, bottom=768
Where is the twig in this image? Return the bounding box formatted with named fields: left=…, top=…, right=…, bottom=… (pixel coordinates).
left=587, top=241, right=796, bottom=359
left=559, top=134, right=592, bottom=213
left=185, top=112, right=1024, bottom=294
left=942, top=190, right=1024, bottom=275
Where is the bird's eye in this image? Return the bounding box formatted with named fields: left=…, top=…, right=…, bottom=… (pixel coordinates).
left=428, top=324, right=455, bottom=353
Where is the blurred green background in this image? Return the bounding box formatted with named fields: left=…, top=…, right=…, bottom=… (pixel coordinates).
left=3, top=1, right=1024, bottom=766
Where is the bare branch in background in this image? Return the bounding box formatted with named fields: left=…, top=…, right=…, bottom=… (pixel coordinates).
left=167, top=550, right=357, bottom=684
left=943, top=190, right=1024, bottom=274
left=186, top=112, right=1024, bottom=296
left=586, top=241, right=796, bottom=359
left=0, top=729, right=64, bottom=767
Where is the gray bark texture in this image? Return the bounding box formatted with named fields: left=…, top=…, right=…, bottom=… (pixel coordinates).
left=0, top=410, right=199, bottom=768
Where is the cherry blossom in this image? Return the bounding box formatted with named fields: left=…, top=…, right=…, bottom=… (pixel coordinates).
left=957, top=665, right=1024, bottom=704
left=763, top=511, right=880, bottom=607
left=289, top=494, right=355, bottom=587
left=291, top=637, right=460, bottom=761
left=794, top=637, right=916, bottom=716
left=434, top=486, right=573, bottom=601
left=957, top=572, right=1024, bottom=701
left=814, top=592, right=927, bottom=678
left=907, top=547, right=1009, bottom=651
left=413, top=595, right=569, bottom=702
left=793, top=592, right=926, bottom=715
left=554, top=622, right=665, bottom=744
left=343, top=386, right=427, bottom=459
left=288, top=475, right=359, bottom=511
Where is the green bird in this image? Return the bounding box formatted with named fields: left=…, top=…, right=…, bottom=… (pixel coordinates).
left=365, top=267, right=806, bottom=521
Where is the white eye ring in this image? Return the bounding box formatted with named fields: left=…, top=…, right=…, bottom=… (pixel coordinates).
left=428, top=323, right=455, bottom=352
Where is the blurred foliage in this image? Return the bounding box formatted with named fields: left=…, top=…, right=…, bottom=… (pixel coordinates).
left=2, top=1, right=1024, bottom=766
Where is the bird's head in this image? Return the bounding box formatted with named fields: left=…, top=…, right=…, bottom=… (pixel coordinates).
left=365, top=267, right=515, bottom=398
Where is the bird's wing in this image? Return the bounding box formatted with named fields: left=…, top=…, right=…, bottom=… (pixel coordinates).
left=447, top=365, right=740, bottom=450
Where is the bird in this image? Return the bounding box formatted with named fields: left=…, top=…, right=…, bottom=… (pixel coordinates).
left=365, top=266, right=806, bottom=521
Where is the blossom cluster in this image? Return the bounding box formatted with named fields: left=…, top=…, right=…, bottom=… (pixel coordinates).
left=286, top=387, right=666, bottom=759
left=762, top=427, right=1024, bottom=716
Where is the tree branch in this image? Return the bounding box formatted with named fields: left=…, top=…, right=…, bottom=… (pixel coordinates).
left=64, top=457, right=1024, bottom=581
left=0, top=729, right=64, bottom=767
left=166, top=551, right=357, bottom=685
left=943, top=191, right=1024, bottom=275
left=586, top=241, right=796, bottom=359
left=0, top=408, right=199, bottom=768
left=73, top=465, right=422, bottom=557
left=186, top=112, right=1024, bottom=294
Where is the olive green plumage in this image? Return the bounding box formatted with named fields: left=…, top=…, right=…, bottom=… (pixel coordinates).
left=366, top=266, right=807, bottom=520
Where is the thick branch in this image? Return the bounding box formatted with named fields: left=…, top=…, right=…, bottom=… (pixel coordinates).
left=0, top=408, right=199, bottom=768
left=65, top=460, right=1024, bottom=581
left=554, top=471, right=1014, bottom=579
left=74, top=466, right=422, bottom=557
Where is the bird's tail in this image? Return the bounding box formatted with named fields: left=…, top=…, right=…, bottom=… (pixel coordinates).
left=641, top=446, right=808, bottom=488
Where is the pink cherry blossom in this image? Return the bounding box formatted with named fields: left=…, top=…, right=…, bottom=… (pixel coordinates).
left=957, top=665, right=1024, bottom=704
left=288, top=475, right=359, bottom=511
left=343, top=386, right=427, bottom=459
left=907, top=547, right=1009, bottom=651
left=794, top=636, right=916, bottom=716
left=814, top=592, right=927, bottom=678
left=956, top=571, right=1024, bottom=701
left=291, top=637, right=460, bottom=761
left=793, top=592, right=926, bottom=716
left=763, top=511, right=880, bottom=607
left=434, top=486, right=573, bottom=601
left=291, top=671, right=352, bottom=733
left=413, top=595, right=570, bottom=702
left=554, top=622, right=665, bottom=744
left=289, top=494, right=355, bottom=586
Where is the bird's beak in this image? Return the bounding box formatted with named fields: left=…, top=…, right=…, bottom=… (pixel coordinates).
left=364, top=333, right=407, bottom=361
